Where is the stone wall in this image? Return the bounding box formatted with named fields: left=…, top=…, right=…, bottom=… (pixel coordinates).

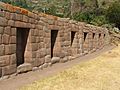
left=0, top=2, right=110, bottom=78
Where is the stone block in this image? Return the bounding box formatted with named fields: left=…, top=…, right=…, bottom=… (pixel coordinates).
left=11, top=28, right=16, bottom=36
left=47, top=19, right=54, bottom=25
left=15, top=21, right=25, bottom=28
left=17, top=63, right=32, bottom=74
left=31, top=36, right=36, bottom=43
left=32, top=67, right=39, bottom=71
left=5, top=12, right=11, bottom=19
left=2, top=64, right=16, bottom=76
left=33, top=58, right=44, bottom=67
left=4, top=27, right=10, bottom=36
left=8, top=20, right=15, bottom=26
left=36, top=37, right=40, bottom=43
left=0, top=44, right=5, bottom=56
left=15, top=13, right=22, bottom=21
left=9, top=54, right=16, bottom=65
left=10, top=13, right=16, bottom=20
left=45, top=55, right=51, bottom=63
left=51, top=57, right=60, bottom=64
left=59, top=52, right=65, bottom=58
left=0, top=17, right=7, bottom=26
left=40, top=48, right=46, bottom=58
left=46, top=48, right=51, bottom=55
left=32, top=43, right=38, bottom=51
left=42, top=63, right=48, bottom=68
left=69, top=56, right=75, bottom=61
left=5, top=45, right=11, bottom=55
left=0, top=34, right=2, bottom=44
left=0, top=67, right=2, bottom=78
left=2, top=34, right=10, bottom=44
left=0, top=27, right=4, bottom=34
left=60, top=57, right=68, bottom=63
left=9, top=36, right=16, bottom=44
left=0, top=56, right=10, bottom=67
left=23, top=15, right=29, bottom=22
left=10, top=44, right=16, bottom=54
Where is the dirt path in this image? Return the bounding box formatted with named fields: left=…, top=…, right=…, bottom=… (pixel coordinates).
left=0, top=45, right=115, bottom=90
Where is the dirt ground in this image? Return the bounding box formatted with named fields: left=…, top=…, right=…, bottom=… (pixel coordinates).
left=0, top=45, right=115, bottom=90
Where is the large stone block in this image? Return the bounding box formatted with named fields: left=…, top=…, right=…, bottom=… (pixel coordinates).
left=0, top=67, right=2, bottom=77
left=2, top=64, right=16, bottom=76
left=0, top=27, right=4, bottom=34
left=40, top=48, right=46, bottom=58
left=0, top=44, right=5, bottom=56
left=10, top=13, right=16, bottom=20
left=0, top=34, right=2, bottom=44
left=32, top=43, right=38, bottom=51
left=9, top=36, right=16, bottom=44
left=11, top=28, right=16, bottom=36
left=15, top=21, right=27, bottom=28
left=60, top=57, right=68, bottom=63
left=8, top=20, right=15, bottom=26
left=23, top=15, right=29, bottom=22
left=2, top=34, right=10, bottom=44
left=51, top=57, right=60, bottom=64
left=0, top=56, right=10, bottom=67
left=5, top=45, right=11, bottom=55
left=15, top=13, right=22, bottom=21
left=4, top=26, right=11, bottom=35
left=9, top=54, right=16, bottom=65
left=45, top=55, right=51, bottom=63
left=33, top=58, right=44, bottom=67
left=47, top=19, right=54, bottom=25
left=0, top=17, right=7, bottom=26
left=10, top=44, right=16, bottom=54
left=17, top=63, right=32, bottom=74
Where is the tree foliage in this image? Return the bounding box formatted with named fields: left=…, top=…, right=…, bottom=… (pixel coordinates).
left=106, top=2, right=120, bottom=28
left=0, top=0, right=119, bottom=27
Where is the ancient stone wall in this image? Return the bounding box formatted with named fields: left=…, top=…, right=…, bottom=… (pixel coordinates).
left=0, top=2, right=110, bottom=79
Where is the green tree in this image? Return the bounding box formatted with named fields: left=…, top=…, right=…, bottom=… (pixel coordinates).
left=106, top=2, right=120, bottom=29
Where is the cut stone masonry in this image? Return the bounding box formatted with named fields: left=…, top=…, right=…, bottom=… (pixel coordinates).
left=0, top=2, right=110, bottom=79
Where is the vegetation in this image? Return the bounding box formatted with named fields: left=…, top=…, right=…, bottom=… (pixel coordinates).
left=106, top=2, right=120, bottom=29
left=0, top=0, right=120, bottom=28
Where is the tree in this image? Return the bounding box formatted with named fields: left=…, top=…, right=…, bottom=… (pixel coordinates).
left=106, top=2, right=120, bottom=29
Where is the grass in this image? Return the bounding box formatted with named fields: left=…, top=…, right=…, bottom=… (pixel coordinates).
left=20, top=44, right=120, bottom=90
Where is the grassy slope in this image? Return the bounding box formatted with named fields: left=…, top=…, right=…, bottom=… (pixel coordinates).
left=20, top=44, right=120, bottom=90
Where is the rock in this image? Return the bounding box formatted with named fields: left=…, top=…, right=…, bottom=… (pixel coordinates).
left=51, top=57, right=60, bottom=64
left=17, top=63, right=32, bottom=74
left=1, top=75, right=10, bottom=80
left=10, top=73, right=17, bottom=78
left=48, top=63, right=52, bottom=67
left=60, top=57, right=68, bottom=63
left=39, top=65, right=43, bottom=70
left=42, top=63, right=48, bottom=68
left=32, top=67, right=39, bottom=71
left=45, top=55, right=51, bottom=63
left=69, top=56, right=75, bottom=61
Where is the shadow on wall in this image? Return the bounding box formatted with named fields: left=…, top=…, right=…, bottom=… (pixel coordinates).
left=16, top=28, right=30, bottom=66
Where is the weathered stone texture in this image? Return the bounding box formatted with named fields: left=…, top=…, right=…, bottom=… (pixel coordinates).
left=0, top=2, right=110, bottom=79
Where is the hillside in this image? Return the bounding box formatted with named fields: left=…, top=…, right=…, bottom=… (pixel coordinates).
left=0, top=0, right=120, bottom=27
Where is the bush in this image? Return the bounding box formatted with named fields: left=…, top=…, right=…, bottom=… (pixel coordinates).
left=72, top=11, right=95, bottom=23
left=90, top=15, right=108, bottom=26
